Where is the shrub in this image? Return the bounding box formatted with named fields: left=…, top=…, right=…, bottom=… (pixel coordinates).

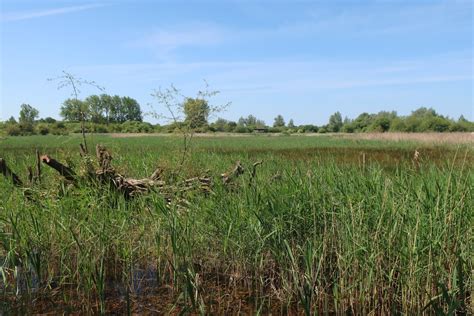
left=6, top=124, right=22, bottom=136
left=37, top=124, right=50, bottom=135
left=234, top=126, right=250, bottom=133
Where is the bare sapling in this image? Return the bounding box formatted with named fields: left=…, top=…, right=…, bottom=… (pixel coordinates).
left=48, top=71, right=104, bottom=154
left=150, top=80, right=230, bottom=178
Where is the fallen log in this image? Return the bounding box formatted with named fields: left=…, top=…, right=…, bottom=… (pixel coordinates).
left=36, top=149, right=41, bottom=183
left=250, top=160, right=263, bottom=183
left=0, top=158, right=23, bottom=187
left=95, top=145, right=166, bottom=198
left=40, top=155, right=76, bottom=181
left=221, top=161, right=244, bottom=185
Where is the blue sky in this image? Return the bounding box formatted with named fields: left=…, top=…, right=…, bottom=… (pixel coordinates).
left=1, top=0, right=472, bottom=125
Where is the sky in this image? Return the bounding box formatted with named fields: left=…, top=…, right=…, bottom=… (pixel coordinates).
left=0, top=0, right=473, bottom=125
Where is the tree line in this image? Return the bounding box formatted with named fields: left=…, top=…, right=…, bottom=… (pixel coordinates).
left=1, top=96, right=473, bottom=136
left=209, top=108, right=473, bottom=133
left=61, top=94, right=142, bottom=123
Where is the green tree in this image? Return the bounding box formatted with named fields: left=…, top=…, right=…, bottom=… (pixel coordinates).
left=19, top=104, right=39, bottom=126
left=6, top=116, right=17, bottom=125
left=60, top=99, right=89, bottom=122
left=100, top=94, right=114, bottom=124
left=212, top=118, right=229, bottom=132
left=184, top=98, right=210, bottom=128
left=288, top=119, right=295, bottom=129
left=85, top=95, right=104, bottom=123
left=122, top=96, right=142, bottom=122
left=273, top=114, right=286, bottom=127
left=328, top=111, right=343, bottom=132
left=110, top=95, right=125, bottom=123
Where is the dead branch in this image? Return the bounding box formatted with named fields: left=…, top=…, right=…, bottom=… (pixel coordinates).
left=94, top=145, right=166, bottom=198
left=28, top=166, right=34, bottom=184
left=96, top=145, right=113, bottom=173
left=79, top=143, right=88, bottom=157
left=36, top=149, right=41, bottom=183
left=41, top=155, right=76, bottom=181
left=271, top=171, right=282, bottom=182
left=250, top=160, right=263, bottom=183
left=0, top=158, right=23, bottom=187
left=221, top=161, right=244, bottom=185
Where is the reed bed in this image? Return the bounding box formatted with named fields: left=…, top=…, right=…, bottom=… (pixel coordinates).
left=0, top=135, right=472, bottom=314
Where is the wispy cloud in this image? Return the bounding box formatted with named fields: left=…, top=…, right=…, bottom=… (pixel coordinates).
left=70, top=53, right=472, bottom=92
left=1, top=3, right=106, bottom=22
left=132, top=23, right=225, bottom=57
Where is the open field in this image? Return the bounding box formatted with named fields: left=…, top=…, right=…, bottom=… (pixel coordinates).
left=0, top=134, right=473, bottom=314
left=107, top=132, right=474, bottom=145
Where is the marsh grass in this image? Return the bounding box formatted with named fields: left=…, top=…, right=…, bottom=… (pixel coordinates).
left=0, top=135, right=472, bottom=314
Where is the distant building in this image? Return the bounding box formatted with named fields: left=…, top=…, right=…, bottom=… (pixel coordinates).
left=254, top=127, right=268, bottom=133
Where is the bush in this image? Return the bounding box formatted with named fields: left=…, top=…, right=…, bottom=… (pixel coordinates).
left=121, top=121, right=154, bottom=133
left=37, top=124, right=50, bottom=135
left=234, top=126, right=250, bottom=133
left=51, top=122, right=68, bottom=135
left=268, top=127, right=283, bottom=133
left=6, top=124, right=22, bottom=136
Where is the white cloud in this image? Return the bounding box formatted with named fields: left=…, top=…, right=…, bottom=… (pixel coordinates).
left=132, top=24, right=225, bottom=57
left=1, top=3, right=106, bottom=22
left=69, top=53, right=472, bottom=93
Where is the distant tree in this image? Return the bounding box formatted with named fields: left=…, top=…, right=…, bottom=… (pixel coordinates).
left=288, top=119, right=295, bottom=129
left=246, top=115, right=257, bottom=126
left=60, top=99, right=89, bottom=122
left=110, top=95, right=125, bottom=123
left=255, top=119, right=266, bottom=129
left=237, top=117, right=246, bottom=126
left=390, top=117, right=407, bottom=132
left=85, top=95, right=104, bottom=123
left=42, top=117, right=57, bottom=124
left=19, top=104, right=39, bottom=126
left=238, top=115, right=265, bottom=129
left=183, top=98, right=210, bottom=128
left=6, top=116, right=17, bottom=125
left=213, top=118, right=229, bottom=132
left=273, top=114, right=286, bottom=127
left=369, top=117, right=391, bottom=132
left=122, top=96, right=142, bottom=122
left=328, top=111, right=343, bottom=132
left=100, top=94, right=114, bottom=124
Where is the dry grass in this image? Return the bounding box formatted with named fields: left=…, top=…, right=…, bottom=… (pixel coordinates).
left=325, top=132, right=474, bottom=144
left=108, top=132, right=474, bottom=143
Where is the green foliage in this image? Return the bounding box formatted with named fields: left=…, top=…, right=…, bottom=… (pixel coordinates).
left=184, top=98, right=210, bottom=128
left=62, top=94, right=143, bottom=124
left=288, top=119, right=295, bottom=129
left=5, top=124, right=22, bottom=136
left=60, top=99, right=89, bottom=122
left=120, top=121, right=154, bottom=133
left=328, top=111, right=343, bottom=132
left=36, top=123, right=50, bottom=135
left=238, top=115, right=266, bottom=129
left=273, top=114, right=286, bottom=127
left=19, top=104, right=39, bottom=126
left=0, top=135, right=471, bottom=313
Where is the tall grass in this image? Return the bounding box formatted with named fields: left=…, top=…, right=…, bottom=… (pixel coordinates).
left=0, top=135, right=472, bottom=314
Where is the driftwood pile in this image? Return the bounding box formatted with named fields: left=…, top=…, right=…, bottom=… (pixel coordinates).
left=0, top=144, right=263, bottom=202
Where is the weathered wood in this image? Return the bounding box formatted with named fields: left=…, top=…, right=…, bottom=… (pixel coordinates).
left=36, top=149, right=41, bottom=183
left=221, top=161, right=244, bottom=184
left=28, top=166, right=34, bottom=184
left=41, top=155, right=76, bottom=181
left=79, top=143, right=88, bottom=157
left=251, top=161, right=263, bottom=179
left=0, top=158, right=23, bottom=186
